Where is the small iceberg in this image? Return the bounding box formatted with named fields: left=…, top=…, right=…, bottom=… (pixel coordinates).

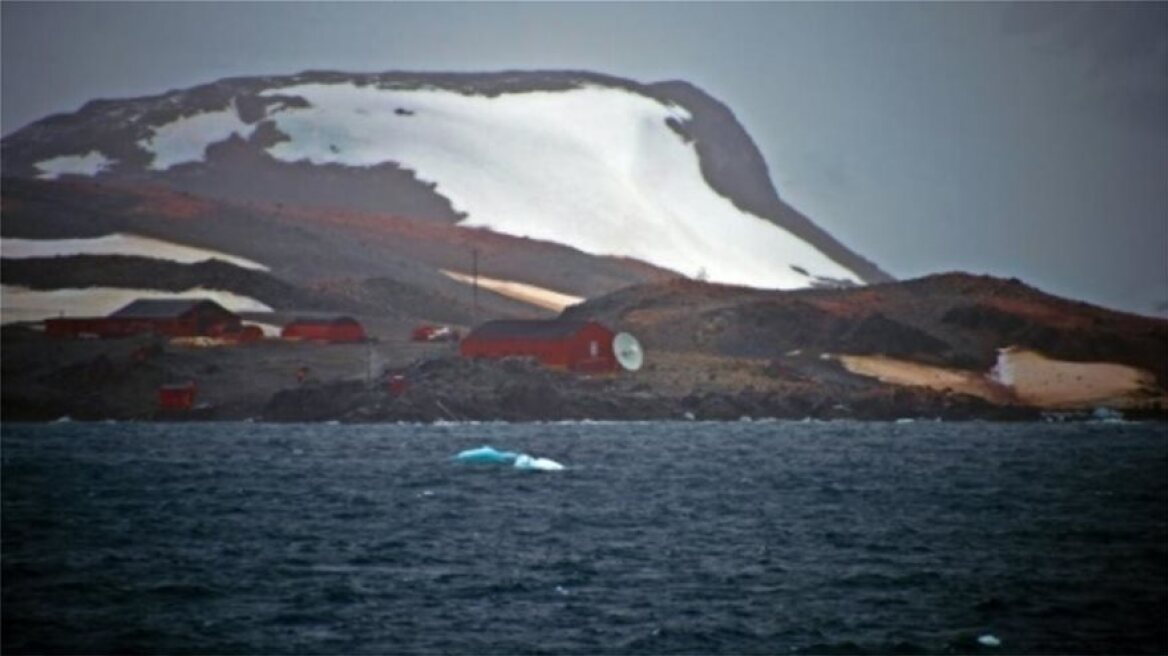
left=453, top=445, right=564, bottom=471
left=977, top=634, right=1001, bottom=648
left=1091, top=407, right=1125, bottom=423
left=453, top=446, right=519, bottom=464
left=514, top=454, right=565, bottom=472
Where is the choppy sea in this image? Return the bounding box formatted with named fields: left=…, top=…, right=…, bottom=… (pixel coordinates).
left=3, top=420, right=1166, bottom=654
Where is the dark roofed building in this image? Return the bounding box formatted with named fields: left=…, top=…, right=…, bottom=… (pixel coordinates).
left=44, top=298, right=242, bottom=339
left=111, top=299, right=220, bottom=318
left=108, top=299, right=241, bottom=337
left=459, top=320, right=618, bottom=372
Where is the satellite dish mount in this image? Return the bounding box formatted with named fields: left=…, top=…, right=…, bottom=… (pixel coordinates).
left=612, top=332, right=644, bottom=372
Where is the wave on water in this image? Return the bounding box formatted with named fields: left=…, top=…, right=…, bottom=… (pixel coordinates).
left=3, top=420, right=1166, bottom=654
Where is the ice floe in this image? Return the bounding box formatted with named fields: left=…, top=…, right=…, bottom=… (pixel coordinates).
left=452, top=445, right=565, bottom=472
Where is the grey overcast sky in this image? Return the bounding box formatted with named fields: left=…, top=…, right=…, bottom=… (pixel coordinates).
left=3, top=1, right=1166, bottom=315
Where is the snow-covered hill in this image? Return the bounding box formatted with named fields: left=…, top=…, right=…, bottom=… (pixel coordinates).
left=1, top=71, right=889, bottom=290
left=255, top=83, right=858, bottom=288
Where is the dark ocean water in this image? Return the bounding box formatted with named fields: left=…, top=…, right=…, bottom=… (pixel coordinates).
left=3, top=420, right=1166, bottom=655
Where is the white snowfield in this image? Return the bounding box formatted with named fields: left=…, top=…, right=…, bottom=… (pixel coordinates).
left=1, top=285, right=273, bottom=325
left=138, top=105, right=257, bottom=170
left=29, top=82, right=861, bottom=289
left=3, top=234, right=269, bottom=271
left=256, top=83, right=859, bottom=289
left=35, top=151, right=114, bottom=179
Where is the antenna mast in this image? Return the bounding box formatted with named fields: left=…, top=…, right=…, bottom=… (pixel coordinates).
left=472, top=247, right=479, bottom=327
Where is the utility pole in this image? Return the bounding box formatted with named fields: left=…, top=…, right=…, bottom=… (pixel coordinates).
left=472, top=247, right=479, bottom=328
left=365, top=341, right=374, bottom=386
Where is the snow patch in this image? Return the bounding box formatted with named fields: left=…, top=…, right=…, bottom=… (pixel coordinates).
left=441, top=269, right=584, bottom=311
left=3, top=233, right=268, bottom=271
left=243, top=320, right=283, bottom=337
left=989, top=347, right=1017, bottom=386
left=258, top=83, right=860, bottom=289
left=1, top=285, right=273, bottom=325
left=138, top=105, right=256, bottom=170
left=989, top=347, right=1155, bottom=408
left=34, top=151, right=113, bottom=179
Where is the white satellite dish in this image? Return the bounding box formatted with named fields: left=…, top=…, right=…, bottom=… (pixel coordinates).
left=612, top=332, right=644, bottom=371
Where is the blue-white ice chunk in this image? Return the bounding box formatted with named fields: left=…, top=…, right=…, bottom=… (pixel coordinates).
left=514, top=454, right=565, bottom=472
left=453, top=446, right=519, bottom=464
left=977, top=634, right=1001, bottom=648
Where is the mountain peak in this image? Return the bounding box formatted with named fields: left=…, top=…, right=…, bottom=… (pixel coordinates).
left=1, top=70, right=889, bottom=288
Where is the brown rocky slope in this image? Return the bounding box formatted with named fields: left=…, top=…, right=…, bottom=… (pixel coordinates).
left=4, top=273, right=1163, bottom=422
left=562, top=273, right=1168, bottom=386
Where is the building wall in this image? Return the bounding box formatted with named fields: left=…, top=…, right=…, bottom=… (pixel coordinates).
left=158, top=383, right=196, bottom=410
left=281, top=322, right=366, bottom=342
left=45, top=305, right=242, bottom=339
left=460, top=322, right=618, bottom=371
left=187, top=305, right=242, bottom=336
left=569, top=322, right=618, bottom=372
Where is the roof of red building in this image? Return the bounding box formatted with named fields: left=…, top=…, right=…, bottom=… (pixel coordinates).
left=285, top=316, right=361, bottom=326
left=110, top=299, right=231, bottom=319
left=467, top=320, right=602, bottom=340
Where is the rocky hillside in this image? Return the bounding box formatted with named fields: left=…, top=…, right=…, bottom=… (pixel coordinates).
left=562, top=273, right=1168, bottom=386
left=5, top=271, right=1163, bottom=423
left=0, top=177, right=673, bottom=325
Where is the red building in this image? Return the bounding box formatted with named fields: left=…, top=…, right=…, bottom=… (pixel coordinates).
left=281, top=316, right=367, bottom=343
left=45, top=299, right=242, bottom=339
left=459, top=320, right=618, bottom=372
left=157, top=381, right=197, bottom=411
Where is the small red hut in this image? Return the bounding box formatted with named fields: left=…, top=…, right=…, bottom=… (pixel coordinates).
left=158, top=381, right=197, bottom=411
left=281, top=316, right=366, bottom=343
left=459, top=320, right=618, bottom=372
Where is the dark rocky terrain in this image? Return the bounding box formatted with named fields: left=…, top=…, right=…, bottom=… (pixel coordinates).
left=563, top=273, right=1168, bottom=386
left=1, top=177, right=673, bottom=308
left=0, top=322, right=1037, bottom=423
left=4, top=273, right=1164, bottom=423
left=3, top=71, right=1162, bottom=423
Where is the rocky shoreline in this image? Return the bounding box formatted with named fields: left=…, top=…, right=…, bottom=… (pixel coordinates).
left=0, top=325, right=1038, bottom=423
left=262, top=357, right=1045, bottom=423
left=4, top=310, right=1164, bottom=424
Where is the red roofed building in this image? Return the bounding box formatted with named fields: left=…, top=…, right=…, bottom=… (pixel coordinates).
left=459, top=320, right=617, bottom=372
left=281, top=316, right=366, bottom=343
